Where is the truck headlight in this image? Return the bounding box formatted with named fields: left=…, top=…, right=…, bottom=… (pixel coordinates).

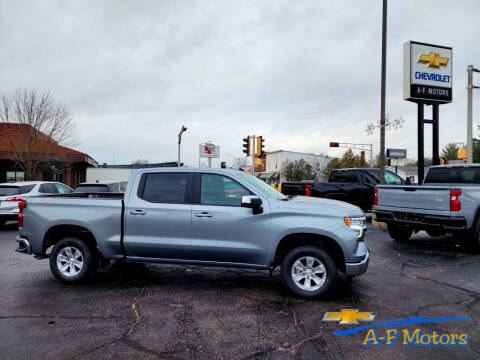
left=344, top=217, right=366, bottom=239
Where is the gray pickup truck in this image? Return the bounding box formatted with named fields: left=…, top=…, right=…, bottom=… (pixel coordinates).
left=15, top=167, right=369, bottom=298
left=375, top=164, right=480, bottom=251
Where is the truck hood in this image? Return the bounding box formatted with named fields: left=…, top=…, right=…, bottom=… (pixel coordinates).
left=274, top=196, right=364, bottom=217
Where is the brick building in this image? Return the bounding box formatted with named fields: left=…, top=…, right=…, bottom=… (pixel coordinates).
left=0, top=123, right=97, bottom=188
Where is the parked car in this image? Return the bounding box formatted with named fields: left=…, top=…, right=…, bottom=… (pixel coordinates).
left=15, top=168, right=369, bottom=298
left=73, top=181, right=128, bottom=193
left=282, top=168, right=404, bottom=212
left=0, top=181, right=72, bottom=225
left=375, top=164, right=480, bottom=251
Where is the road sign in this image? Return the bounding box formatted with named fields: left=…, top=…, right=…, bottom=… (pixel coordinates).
left=403, top=41, right=452, bottom=103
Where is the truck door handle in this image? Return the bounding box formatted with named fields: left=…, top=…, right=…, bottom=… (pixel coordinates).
left=195, top=212, right=213, bottom=218
left=129, top=209, right=147, bottom=215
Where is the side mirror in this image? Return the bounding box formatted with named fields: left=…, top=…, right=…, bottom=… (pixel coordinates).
left=241, top=195, right=263, bottom=215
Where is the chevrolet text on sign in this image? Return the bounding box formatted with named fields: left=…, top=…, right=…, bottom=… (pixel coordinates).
left=403, top=41, right=452, bottom=103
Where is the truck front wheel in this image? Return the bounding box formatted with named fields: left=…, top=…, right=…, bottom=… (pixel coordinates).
left=49, top=237, right=97, bottom=283
left=388, top=224, right=413, bottom=243
left=280, top=245, right=337, bottom=298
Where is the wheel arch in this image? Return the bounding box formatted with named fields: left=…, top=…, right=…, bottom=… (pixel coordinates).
left=273, top=233, right=346, bottom=273
left=43, top=224, right=99, bottom=255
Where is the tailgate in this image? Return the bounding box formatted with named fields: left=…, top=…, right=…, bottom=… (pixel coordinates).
left=378, top=185, right=451, bottom=211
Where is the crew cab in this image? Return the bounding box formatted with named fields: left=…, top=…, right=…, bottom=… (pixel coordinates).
left=15, top=168, right=369, bottom=298
left=375, top=164, right=480, bottom=251
left=282, top=168, right=404, bottom=212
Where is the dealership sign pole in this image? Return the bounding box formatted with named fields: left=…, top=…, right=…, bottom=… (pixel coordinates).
left=404, top=41, right=452, bottom=183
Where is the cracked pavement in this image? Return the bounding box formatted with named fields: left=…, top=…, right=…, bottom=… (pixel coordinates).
left=1, top=222, right=479, bottom=359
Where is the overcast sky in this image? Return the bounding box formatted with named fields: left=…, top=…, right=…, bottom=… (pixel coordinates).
left=1, top=0, right=479, bottom=167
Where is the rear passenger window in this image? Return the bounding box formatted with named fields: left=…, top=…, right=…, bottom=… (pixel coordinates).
left=19, top=184, right=35, bottom=194
left=334, top=171, right=358, bottom=183
left=39, top=184, right=58, bottom=193
left=141, top=173, right=190, bottom=203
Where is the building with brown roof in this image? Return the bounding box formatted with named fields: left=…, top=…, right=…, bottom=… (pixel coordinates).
left=0, top=123, right=97, bottom=187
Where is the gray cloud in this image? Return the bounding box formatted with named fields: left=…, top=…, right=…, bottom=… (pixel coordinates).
left=1, top=0, right=479, bottom=166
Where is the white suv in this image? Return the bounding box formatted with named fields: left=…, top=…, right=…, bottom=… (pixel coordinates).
left=0, top=181, right=72, bottom=226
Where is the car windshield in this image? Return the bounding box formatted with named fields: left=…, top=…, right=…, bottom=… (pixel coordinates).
left=236, top=172, right=287, bottom=200
left=73, top=185, right=109, bottom=193
left=0, top=186, right=20, bottom=196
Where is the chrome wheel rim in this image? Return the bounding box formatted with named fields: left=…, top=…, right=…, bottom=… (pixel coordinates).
left=57, top=246, right=84, bottom=277
left=291, top=256, right=326, bottom=291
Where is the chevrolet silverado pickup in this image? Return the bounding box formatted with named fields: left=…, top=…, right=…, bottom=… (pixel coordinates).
left=282, top=168, right=404, bottom=211
left=15, top=168, right=369, bottom=298
left=375, top=164, right=480, bottom=251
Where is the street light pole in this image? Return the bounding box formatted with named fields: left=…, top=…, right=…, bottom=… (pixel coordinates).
left=467, top=65, right=480, bottom=163
left=177, top=125, right=187, bottom=167
left=379, top=0, right=388, bottom=184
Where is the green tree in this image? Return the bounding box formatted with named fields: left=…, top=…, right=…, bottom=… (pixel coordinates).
left=441, top=143, right=459, bottom=161
left=281, top=159, right=315, bottom=181
left=322, top=149, right=369, bottom=178
left=373, top=153, right=387, bottom=168
left=474, top=138, right=480, bottom=163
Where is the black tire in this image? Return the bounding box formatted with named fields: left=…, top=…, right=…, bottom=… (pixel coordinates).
left=49, top=237, right=97, bottom=283
left=388, top=224, right=413, bottom=243
left=280, top=245, right=337, bottom=298
left=468, top=222, right=480, bottom=254
left=0, top=220, right=6, bottom=227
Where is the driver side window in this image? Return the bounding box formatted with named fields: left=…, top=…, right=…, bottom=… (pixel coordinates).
left=200, top=174, right=250, bottom=206
left=384, top=171, right=402, bottom=185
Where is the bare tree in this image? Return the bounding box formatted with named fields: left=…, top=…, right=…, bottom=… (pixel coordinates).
left=365, top=114, right=405, bottom=135
left=0, top=89, right=77, bottom=180
left=132, top=159, right=150, bottom=165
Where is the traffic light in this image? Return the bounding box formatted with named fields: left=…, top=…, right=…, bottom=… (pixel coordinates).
left=256, top=136, right=265, bottom=156
left=330, top=142, right=339, bottom=147
left=242, top=136, right=251, bottom=156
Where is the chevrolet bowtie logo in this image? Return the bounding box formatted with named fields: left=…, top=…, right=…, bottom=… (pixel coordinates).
left=417, top=52, right=449, bottom=68
left=323, top=309, right=375, bottom=325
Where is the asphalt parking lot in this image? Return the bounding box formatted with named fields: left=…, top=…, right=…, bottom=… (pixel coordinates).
left=1, top=223, right=479, bottom=360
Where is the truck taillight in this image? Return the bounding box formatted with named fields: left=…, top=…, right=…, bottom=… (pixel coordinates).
left=305, top=184, right=312, bottom=197
left=9, top=197, right=27, bottom=227
left=374, top=187, right=378, bottom=206
left=450, top=189, right=461, bottom=212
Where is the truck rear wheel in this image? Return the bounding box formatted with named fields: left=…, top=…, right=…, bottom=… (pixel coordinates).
left=49, top=237, right=97, bottom=283
left=280, top=245, right=337, bottom=298
left=388, top=224, right=413, bottom=243
left=468, top=221, right=480, bottom=254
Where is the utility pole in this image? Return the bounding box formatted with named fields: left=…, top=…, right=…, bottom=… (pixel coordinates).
left=379, top=0, right=387, bottom=184
left=467, top=65, right=480, bottom=163
left=177, top=125, right=187, bottom=167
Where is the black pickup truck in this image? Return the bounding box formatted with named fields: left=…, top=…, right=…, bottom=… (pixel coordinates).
left=281, top=168, right=404, bottom=211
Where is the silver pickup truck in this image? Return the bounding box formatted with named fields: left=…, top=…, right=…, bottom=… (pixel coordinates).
left=375, top=164, right=480, bottom=251
left=15, top=167, right=369, bottom=298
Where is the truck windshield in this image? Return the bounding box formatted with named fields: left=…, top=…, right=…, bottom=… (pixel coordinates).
left=425, top=167, right=480, bottom=184
left=237, top=172, right=287, bottom=200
